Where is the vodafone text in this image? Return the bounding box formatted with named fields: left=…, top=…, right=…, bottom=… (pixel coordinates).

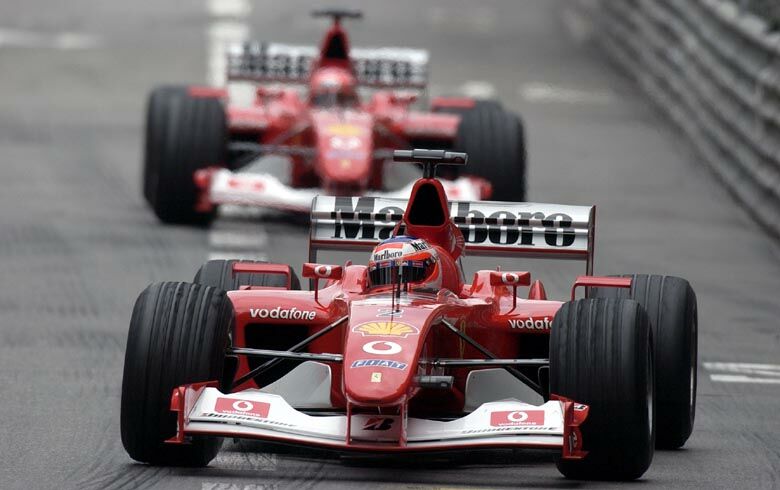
left=250, top=307, right=316, bottom=321
left=508, top=317, right=552, bottom=330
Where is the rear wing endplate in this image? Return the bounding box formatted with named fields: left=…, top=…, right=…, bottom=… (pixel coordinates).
left=309, top=196, right=596, bottom=274
left=227, top=42, right=429, bottom=89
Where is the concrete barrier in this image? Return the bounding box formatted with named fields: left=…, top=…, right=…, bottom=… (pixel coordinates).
left=581, top=0, right=780, bottom=238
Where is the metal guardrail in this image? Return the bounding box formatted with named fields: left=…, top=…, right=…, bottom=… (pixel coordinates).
left=580, top=0, right=780, bottom=238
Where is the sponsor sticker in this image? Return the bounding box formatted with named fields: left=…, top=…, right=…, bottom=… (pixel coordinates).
left=362, top=417, right=394, bottom=430
left=351, top=359, right=408, bottom=370
left=353, top=321, right=419, bottom=338
left=490, top=410, right=545, bottom=427
left=372, top=249, right=404, bottom=261
left=409, top=240, right=429, bottom=251
left=325, top=149, right=365, bottom=160
left=250, top=307, right=316, bottom=321
left=326, top=123, right=364, bottom=137
left=313, top=265, right=333, bottom=278
left=325, top=196, right=580, bottom=248
left=329, top=135, right=361, bottom=149
left=214, top=398, right=270, bottom=419
left=362, top=340, right=402, bottom=355
left=501, top=273, right=522, bottom=284
left=376, top=308, right=404, bottom=317
left=508, top=317, right=552, bottom=330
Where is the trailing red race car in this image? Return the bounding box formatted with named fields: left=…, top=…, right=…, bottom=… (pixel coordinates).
left=122, top=150, right=698, bottom=480
left=142, top=9, right=525, bottom=224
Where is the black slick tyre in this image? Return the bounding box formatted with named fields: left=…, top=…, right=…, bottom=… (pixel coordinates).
left=120, top=282, right=233, bottom=466
left=143, top=85, right=226, bottom=225
left=194, top=259, right=301, bottom=291
left=550, top=298, right=655, bottom=480
left=450, top=100, right=526, bottom=201
left=592, top=274, right=698, bottom=449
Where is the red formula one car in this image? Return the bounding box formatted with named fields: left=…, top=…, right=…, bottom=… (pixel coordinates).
left=122, top=150, right=698, bottom=481
left=142, top=9, right=524, bottom=224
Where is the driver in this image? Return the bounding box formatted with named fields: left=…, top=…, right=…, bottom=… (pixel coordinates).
left=367, top=236, right=441, bottom=291
left=310, top=67, right=359, bottom=108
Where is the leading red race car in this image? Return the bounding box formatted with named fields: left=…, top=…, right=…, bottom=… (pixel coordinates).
left=122, top=150, right=697, bottom=481
left=142, top=9, right=525, bottom=224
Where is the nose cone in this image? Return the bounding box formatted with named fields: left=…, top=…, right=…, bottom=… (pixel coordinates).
left=343, top=304, right=433, bottom=405
left=313, top=112, right=373, bottom=189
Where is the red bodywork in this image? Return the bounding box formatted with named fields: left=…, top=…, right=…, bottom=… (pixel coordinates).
left=168, top=156, right=615, bottom=456
left=167, top=174, right=610, bottom=460
left=228, top=178, right=562, bottom=409
left=195, top=17, right=466, bottom=197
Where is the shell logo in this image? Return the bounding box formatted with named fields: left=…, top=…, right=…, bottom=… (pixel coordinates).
left=326, top=123, right=364, bottom=136
left=353, top=321, right=419, bottom=338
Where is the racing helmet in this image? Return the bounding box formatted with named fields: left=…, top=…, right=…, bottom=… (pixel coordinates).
left=310, top=67, right=358, bottom=107
left=368, top=236, right=439, bottom=289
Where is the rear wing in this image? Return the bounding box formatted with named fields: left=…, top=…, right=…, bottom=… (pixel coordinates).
left=227, top=42, right=429, bottom=89
left=309, top=196, right=596, bottom=274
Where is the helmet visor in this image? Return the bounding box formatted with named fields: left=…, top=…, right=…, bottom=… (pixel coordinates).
left=368, top=259, right=433, bottom=288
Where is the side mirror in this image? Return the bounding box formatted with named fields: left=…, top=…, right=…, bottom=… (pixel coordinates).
left=302, top=263, right=343, bottom=280
left=489, top=271, right=531, bottom=287
left=489, top=271, right=531, bottom=309
left=302, top=263, right=343, bottom=300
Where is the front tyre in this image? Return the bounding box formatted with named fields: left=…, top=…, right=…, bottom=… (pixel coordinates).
left=120, top=282, right=233, bottom=466
left=550, top=298, right=655, bottom=480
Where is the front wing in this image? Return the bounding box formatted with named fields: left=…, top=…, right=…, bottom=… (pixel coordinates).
left=197, top=168, right=487, bottom=213
left=167, top=384, right=588, bottom=457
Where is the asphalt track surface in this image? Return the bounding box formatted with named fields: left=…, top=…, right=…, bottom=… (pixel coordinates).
left=1, top=1, right=779, bottom=489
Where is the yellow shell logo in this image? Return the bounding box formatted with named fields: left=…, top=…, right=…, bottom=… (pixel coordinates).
left=353, top=321, right=419, bottom=338
left=327, top=124, right=363, bottom=136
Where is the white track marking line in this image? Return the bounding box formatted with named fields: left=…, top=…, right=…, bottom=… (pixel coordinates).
left=518, top=82, right=615, bottom=104
left=210, top=449, right=278, bottom=470
left=218, top=204, right=267, bottom=219
left=0, top=28, right=98, bottom=49
left=202, top=481, right=278, bottom=490
left=206, top=0, right=251, bottom=89
left=703, top=362, right=780, bottom=384
left=709, top=375, right=780, bottom=385
left=206, top=0, right=271, bottom=263
left=460, top=81, right=497, bottom=100
left=207, top=0, right=251, bottom=18
left=426, top=6, right=497, bottom=34
left=207, top=21, right=249, bottom=88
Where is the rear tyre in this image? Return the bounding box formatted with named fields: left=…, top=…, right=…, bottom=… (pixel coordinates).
left=194, top=259, right=301, bottom=292
left=446, top=101, right=526, bottom=201
left=592, top=274, right=698, bottom=449
left=121, top=282, right=233, bottom=466
left=550, top=298, right=654, bottom=480
left=144, top=85, right=226, bottom=225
